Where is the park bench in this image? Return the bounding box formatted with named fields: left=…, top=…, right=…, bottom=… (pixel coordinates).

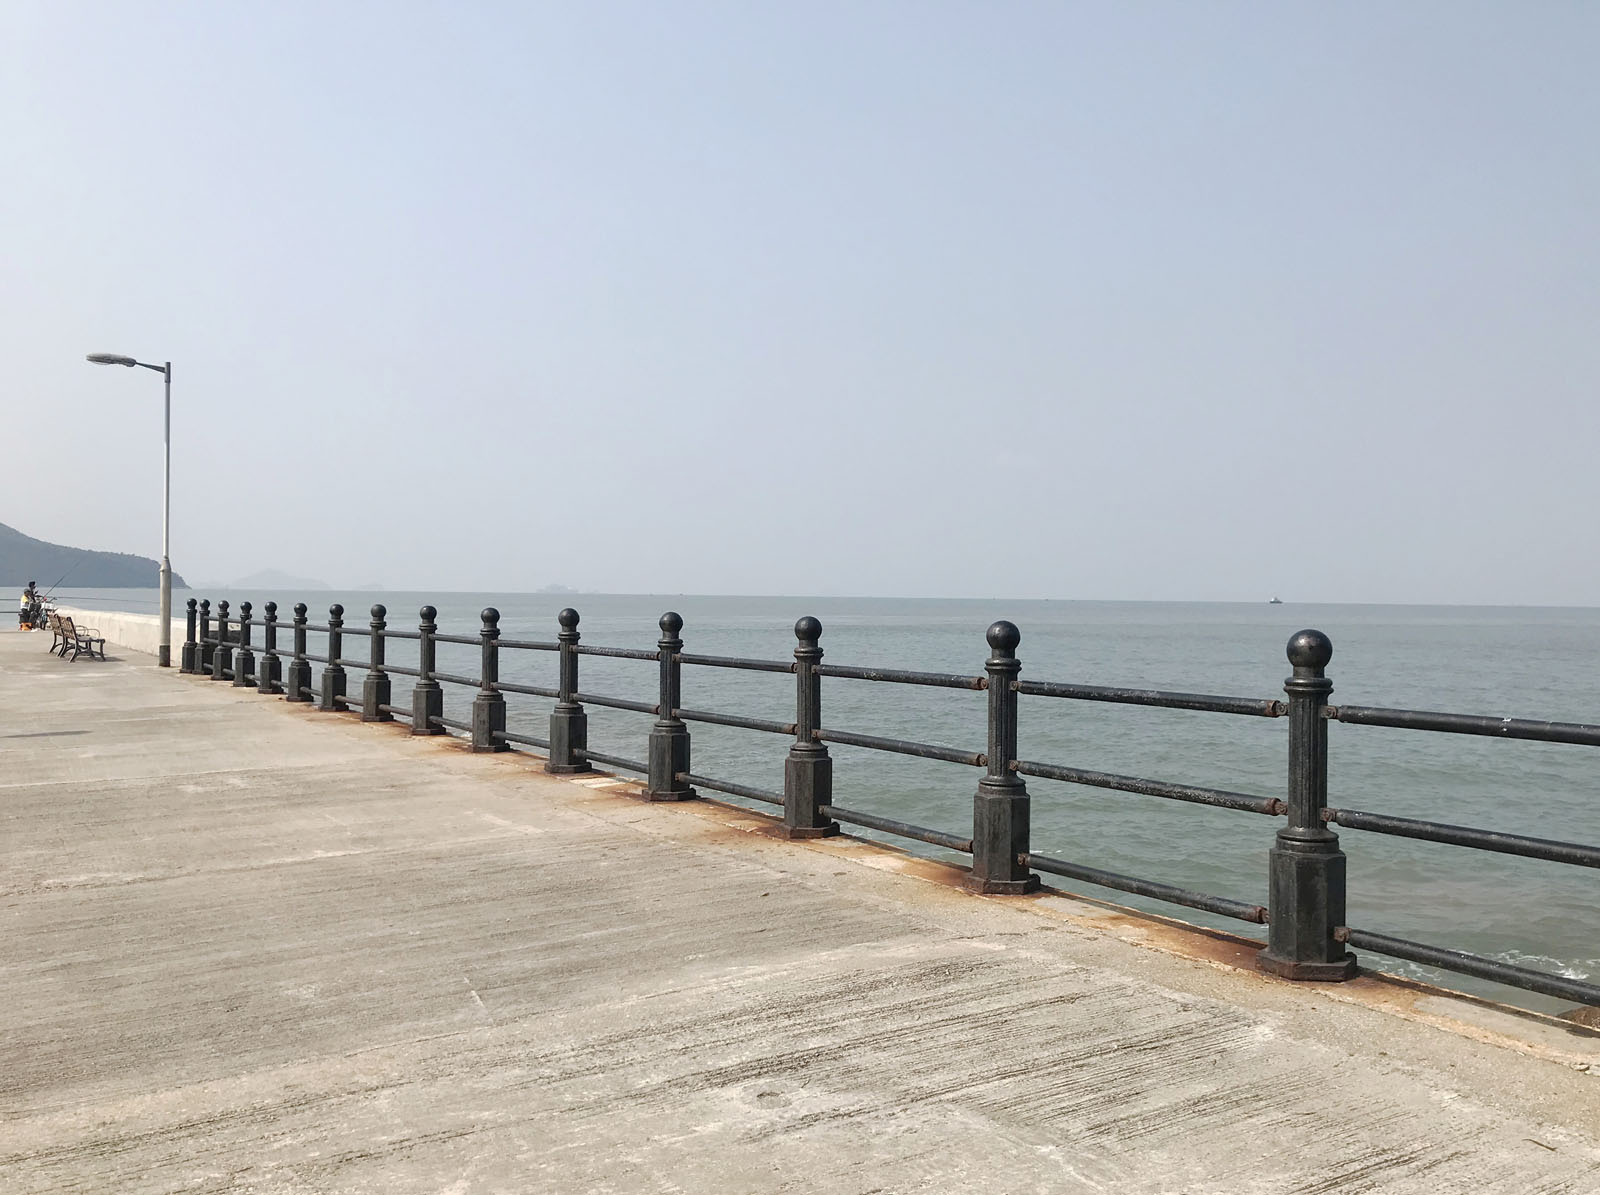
left=45, top=611, right=67, bottom=655
left=56, top=615, right=106, bottom=662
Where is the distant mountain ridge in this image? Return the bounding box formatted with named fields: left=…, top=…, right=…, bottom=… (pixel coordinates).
left=0, top=521, right=187, bottom=590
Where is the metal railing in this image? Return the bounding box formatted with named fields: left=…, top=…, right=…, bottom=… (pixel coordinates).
left=179, top=597, right=1600, bottom=1010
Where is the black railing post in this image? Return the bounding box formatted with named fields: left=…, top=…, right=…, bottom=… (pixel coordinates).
left=471, top=607, right=509, bottom=752
left=646, top=612, right=695, bottom=801
left=362, top=604, right=392, bottom=722
left=232, top=602, right=255, bottom=687
left=258, top=602, right=283, bottom=694
left=965, top=621, right=1039, bottom=894
left=783, top=616, right=838, bottom=838
left=198, top=599, right=214, bottom=673
left=546, top=607, right=590, bottom=773
left=181, top=598, right=198, bottom=673
left=211, top=601, right=232, bottom=681
left=285, top=603, right=312, bottom=702
left=411, top=605, right=444, bottom=735
left=319, top=604, right=346, bottom=711
left=1258, top=630, right=1357, bottom=981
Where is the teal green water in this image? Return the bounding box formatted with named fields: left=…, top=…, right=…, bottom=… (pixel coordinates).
left=63, top=589, right=1600, bottom=1012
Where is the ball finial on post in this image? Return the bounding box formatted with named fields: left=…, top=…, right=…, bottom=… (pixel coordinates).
left=986, top=620, right=1021, bottom=656
left=795, top=615, right=822, bottom=644
left=558, top=607, right=579, bottom=630
left=1286, top=629, right=1332, bottom=673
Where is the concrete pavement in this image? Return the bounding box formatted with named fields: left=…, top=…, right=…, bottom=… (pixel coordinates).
left=2, top=629, right=1597, bottom=1193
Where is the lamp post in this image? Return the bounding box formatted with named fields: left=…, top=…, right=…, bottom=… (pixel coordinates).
left=86, top=353, right=174, bottom=667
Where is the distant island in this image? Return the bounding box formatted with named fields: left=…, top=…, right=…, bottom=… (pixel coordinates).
left=0, top=521, right=187, bottom=590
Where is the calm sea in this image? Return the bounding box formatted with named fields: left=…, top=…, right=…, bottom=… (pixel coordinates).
left=58, top=588, right=1600, bottom=1013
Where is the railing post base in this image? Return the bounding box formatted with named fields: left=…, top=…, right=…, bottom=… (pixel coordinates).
left=964, top=782, right=1039, bottom=894
left=1257, top=838, right=1357, bottom=981
left=471, top=693, right=508, bottom=752
left=362, top=674, right=392, bottom=722
left=645, top=724, right=695, bottom=801
left=546, top=705, right=591, bottom=773
left=319, top=668, right=345, bottom=711
left=782, top=749, right=837, bottom=838
left=181, top=643, right=197, bottom=673
left=962, top=874, right=1040, bottom=896
left=257, top=655, right=282, bottom=695
left=232, top=651, right=255, bottom=688
left=412, top=681, right=444, bottom=735
left=285, top=660, right=312, bottom=702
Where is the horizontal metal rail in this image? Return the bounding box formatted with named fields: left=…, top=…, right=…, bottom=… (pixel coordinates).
left=431, top=671, right=481, bottom=688
left=337, top=626, right=371, bottom=637
left=494, top=729, right=552, bottom=750
left=301, top=624, right=330, bottom=634
left=430, top=633, right=480, bottom=646
left=378, top=704, right=413, bottom=719
left=676, top=707, right=794, bottom=736
left=1325, top=808, right=1600, bottom=868
left=1016, top=680, right=1284, bottom=718
left=500, top=638, right=558, bottom=652
left=1014, top=760, right=1284, bottom=816
left=814, top=727, right=984, bottom=767
left=1022, top=852, right=1270, bottom=924
left=1337, top=927, right=1600, bottom=1005
left=1326, top=704, right=1600, bottom=746
left=429, top=715, right=472, bottom=733
left=382, top=630, right=421, bottom=641
left=819, top=804, right=972, bottom=853
left=302, top=653, right=330, bottom=664
left=334, top=658, right=371, bottom=670
left=574, top=691, right=658, bottom=715
left=817, top=663, right=985, bottom=691
left=576, top=747, right=648, bottom=774
left=575, top=645, right=658, bottom=661
left=385, top=664, right=421, bottom=677
left=331, top=694, right=357, bottom=707
left=493, top=680, right=561, bottom=699
left=679, top=772, right=783, bottom=805
left=677, top=652, right=793, bottom=674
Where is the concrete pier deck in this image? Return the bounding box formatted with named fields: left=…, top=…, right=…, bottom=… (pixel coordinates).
left=3, top=631, right=1598, bottom=1193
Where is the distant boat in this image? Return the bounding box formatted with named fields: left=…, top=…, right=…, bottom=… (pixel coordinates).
left=1269, top=596, right=1283, bottom=604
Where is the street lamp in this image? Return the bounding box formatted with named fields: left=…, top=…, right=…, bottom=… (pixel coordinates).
left=86, top=353, right=174, bottom=668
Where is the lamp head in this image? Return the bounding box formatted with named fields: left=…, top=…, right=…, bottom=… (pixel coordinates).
left=86, top=353, right=138, bottom=367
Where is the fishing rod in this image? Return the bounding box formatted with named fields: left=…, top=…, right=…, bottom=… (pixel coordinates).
left=41, top=561, right=80, bottom=603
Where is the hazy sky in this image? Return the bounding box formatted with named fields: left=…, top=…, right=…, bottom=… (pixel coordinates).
left=4, top=3, right=1596, bottom=602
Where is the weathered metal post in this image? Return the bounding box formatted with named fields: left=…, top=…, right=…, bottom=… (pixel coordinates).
left=471, top=608, right=509, bottom=752
left=211, top=600, right=232, bottom=681
left=362, top=604, right=392, bottom=722
left=257, top=601, right=283, bottom=694
left=645, top=612, right=695, bottom=801
left=319, top=604, right=346, bottom=711
left=546, top=607, right=590, bottom=773
left=783, top=616, right=838, bottom=838
left=1258, top=630, right=1358, bottom=980
left=198, top=599, right=214, bottom=673
left=285, top=603, right=312, bottom=702
left=411, top=605, right=444, bottom=735
left=181, top=598, right=198, bottom=673
left=232, top=602, right=255, bottom=687
left=964, top=621, right=1039, bottom=894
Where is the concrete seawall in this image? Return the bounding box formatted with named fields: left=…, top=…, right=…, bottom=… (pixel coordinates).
left=53, top=605, right=184, bottom=657
left=3, top=631, right=1597, bottom=1192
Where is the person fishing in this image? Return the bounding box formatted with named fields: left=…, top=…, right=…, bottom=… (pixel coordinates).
left=19, top=581, right=40, bottom=630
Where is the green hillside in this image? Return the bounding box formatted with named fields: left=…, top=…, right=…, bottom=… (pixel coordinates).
left=0, top=522, right=188, bottom=590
